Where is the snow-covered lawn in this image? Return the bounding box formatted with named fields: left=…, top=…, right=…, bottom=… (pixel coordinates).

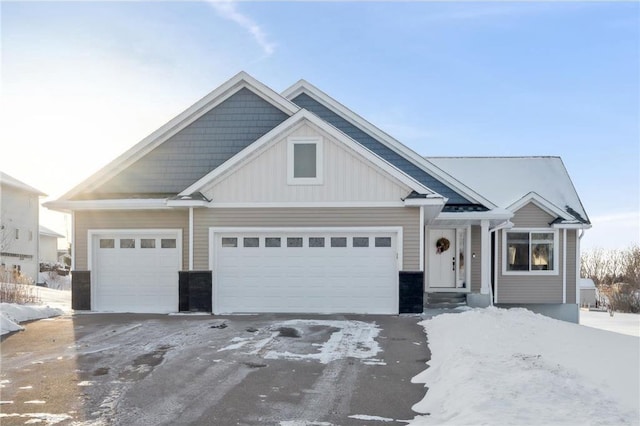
left=580, top=309, right=640, bottom=337
left=411, top=308, right=639, bottom=425
left=1, top=286, right=70, bottom=335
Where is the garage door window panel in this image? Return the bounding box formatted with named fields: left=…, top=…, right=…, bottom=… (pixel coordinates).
left=375, top=237, right=392, bottom=247
left=266, top=237, right=281, bottom=248
left=287, top=237, right=303, bottom=248
left=353, top=237, right=369, bottom=247
left=221, top=237, right=237, bottom=248
left=141, top=239, right=156, bottom=249
left=120, top=239, right=135, bottom=249
left=161, top=239, right=177, bottom=249
left=309, top=237, right=325, bottom=248
left=244, top=237, right=259, bottom=248
left=99, top=239, right=115, bottom=249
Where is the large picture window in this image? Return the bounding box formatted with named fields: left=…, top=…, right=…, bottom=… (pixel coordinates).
left=504, top=230, right=557, bottom=274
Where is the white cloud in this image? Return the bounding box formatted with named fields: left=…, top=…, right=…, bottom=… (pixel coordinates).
left=207, top=0, right=276, bottom=57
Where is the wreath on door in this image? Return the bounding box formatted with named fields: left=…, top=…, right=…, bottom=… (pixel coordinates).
left=436, top=237, right=450, bottom=254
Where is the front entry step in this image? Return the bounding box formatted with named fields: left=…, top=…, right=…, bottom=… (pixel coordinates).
left=425, top=292, right=468, bottom=309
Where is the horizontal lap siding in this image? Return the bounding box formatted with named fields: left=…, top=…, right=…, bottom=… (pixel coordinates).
left=74, top=210, right=189, bottom=270
left=194, top=207, right=420, bottom=271
left=497, top=203, right=564, bottom=303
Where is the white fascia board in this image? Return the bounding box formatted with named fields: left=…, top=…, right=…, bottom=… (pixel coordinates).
left=181, top=109, right=436, bottom=197
left=508, top=191, right=574, bottom=221
left=403, top=197, right=447, bottom=207
left=165, top=199, right=210, bottom=208
left=58, top=71, right=299, bottom=201
left=43, top=199, right=169, bottom=211
left=282, top=80, right=495, bottom=208
left=552, top=223, right=592, bottom=229
left=437, top=208, right=514, bottom=221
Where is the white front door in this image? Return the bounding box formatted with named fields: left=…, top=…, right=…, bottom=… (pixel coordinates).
left=428, top=229, right=456, bottom=288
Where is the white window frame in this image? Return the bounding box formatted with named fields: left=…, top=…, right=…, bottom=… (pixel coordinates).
left=287, top=136, right=323, bottom=185
left=502, top=228, right=559, bottom=276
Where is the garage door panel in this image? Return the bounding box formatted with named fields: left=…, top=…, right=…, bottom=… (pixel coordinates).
left=214, top=230, right=398, bottom=314
left=92, top=232, right=180, bottom=313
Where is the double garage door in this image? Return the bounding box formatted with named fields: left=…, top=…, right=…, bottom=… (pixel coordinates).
left=212, top=228, right=400, bottom=314
left=91, top=231, right=181, bottom=313
left=91, top=228, right=399, bottom=314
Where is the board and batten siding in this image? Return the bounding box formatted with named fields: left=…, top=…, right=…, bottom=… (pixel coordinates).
left=497, top=202, right=575, bottom=304
left=74, top=210, right=189, bottom=270
left=193, top=207, right=420, bottom=271
left=202, top=122, right=412, bottom=203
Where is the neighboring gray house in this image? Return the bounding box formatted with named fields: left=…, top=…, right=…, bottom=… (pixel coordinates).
left=45, top=72, right=591, bottom=321
left=1, top=172, right=46, bottom=282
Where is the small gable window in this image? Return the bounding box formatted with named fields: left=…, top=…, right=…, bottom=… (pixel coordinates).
left=503, top=229, right=558, bottom=275
left=287, top=137, right=323, bottom=185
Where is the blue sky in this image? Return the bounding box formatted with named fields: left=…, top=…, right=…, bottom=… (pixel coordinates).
left=1, top=1, right=638, bottom=250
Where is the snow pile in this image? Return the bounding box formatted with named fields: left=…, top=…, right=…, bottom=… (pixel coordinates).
left=37, top=272, right=71, bottom=290
left=1, top=287, right=69, bottom=335
left=411, top=308, right=639, bottom=425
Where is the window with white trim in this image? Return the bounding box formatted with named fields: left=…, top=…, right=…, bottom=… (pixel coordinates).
left=504, top=229, right=558, bottom=274
left=287, top=137, right=323, bottom=185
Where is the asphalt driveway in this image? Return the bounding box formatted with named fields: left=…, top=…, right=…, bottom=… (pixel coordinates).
left=1, top=313, right=429, bottom=426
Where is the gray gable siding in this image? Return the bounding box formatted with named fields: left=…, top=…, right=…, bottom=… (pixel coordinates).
left=292, top=93, right=471, bottom=204
left=86, top=88, right=290, bottom=197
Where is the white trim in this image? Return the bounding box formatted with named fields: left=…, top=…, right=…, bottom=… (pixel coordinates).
left=576, top=229, right=584, bottom=304
left=188, top=207, right=194, bottom=271
left=207, top=201, right=408, bottom=208
left=208, top=226, right=403, bottom=314
left=44, top=199, right=170, bottom=211
left=403, top=197, right=448, bottom=207
left=508, top=192, right=574, bottom=221
left=166, top=199, right=209, bottom=207
left=57, top=72, right=299, bottom=201
left=282, top=79, right=495, bottom=208
left=437, top=209, right=513, bottom=221
left=501, top=228, right=560, bottom=276
left=480, top=220, right=491, bottom=295
left=180, top=109, right=439, bottom=197
left=552, top=223, right=592, bottom=229
left=71, top=211, right=75, bottom=271
left=419, top=207, right=424, bottom=271
left=87, top=228, right=183, bottom=311
left=562, top=228, right=567, bottom=303
left=494, top=229, right=499, bottom=304
left=287, top=136, right=324, bottom=185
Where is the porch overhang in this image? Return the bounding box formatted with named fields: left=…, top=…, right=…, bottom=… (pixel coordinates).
left=432, top=208, right=513, bottom=227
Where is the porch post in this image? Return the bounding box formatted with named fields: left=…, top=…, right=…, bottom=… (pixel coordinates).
left=480, top=219, right=491, bottom=295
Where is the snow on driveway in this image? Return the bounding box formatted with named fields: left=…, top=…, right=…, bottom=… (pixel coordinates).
left=410, top=307, right=639, bottom=425
left=580, top=309, right=640, bottom=337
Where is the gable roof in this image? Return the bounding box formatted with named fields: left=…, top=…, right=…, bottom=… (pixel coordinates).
left=0, top=172, right=46, bottom=196
left=427, top=157, right=590, bottom=224
left=39, top=225, right=65, bottom=239
left=180, top=109, right=442, bottom=200
left=60, top=72, right=300, bottom=200
left=282, top=80, right=494, bottom=209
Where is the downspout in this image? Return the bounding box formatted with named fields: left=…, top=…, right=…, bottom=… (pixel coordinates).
left=577, top=229, right=586, bottom=304
left=188, top=207, right=194, bottom=271
left=488, top=221, right=514, bottom=306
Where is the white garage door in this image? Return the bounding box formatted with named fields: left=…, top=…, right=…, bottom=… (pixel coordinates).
left=91, top=230, right=181, bottom=313
left=212, top=228, right=399, bottom=314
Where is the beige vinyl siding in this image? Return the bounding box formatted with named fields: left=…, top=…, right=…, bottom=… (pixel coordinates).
left=203, top=122, right=412, bottom=203
left=497, top=203, right=566, bottom=303
left=194, top=207, right=420, bottom=271
left=74, top=210, right=189, bottom=270
left=470, top=225, right=482, bottom=293
left=511, top=202, right=555, bottom=227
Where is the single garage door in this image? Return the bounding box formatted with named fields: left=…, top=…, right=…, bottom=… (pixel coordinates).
left=91, top=230, right=181, bottom=313
left=212, top=228, right=399, bottom=314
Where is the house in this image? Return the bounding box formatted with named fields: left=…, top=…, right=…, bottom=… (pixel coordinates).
left=44, top=72, right=591, bottom=322
left=580, top=278, right=597, bottom=307
left=39, top=225, right=65, bottom=264
left=1, top=171, right=47, bottom=282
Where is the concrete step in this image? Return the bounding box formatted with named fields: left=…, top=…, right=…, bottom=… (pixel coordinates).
left=426, top=292, right=467, bottom=304
left=424, top=302, right=468, bottom=310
